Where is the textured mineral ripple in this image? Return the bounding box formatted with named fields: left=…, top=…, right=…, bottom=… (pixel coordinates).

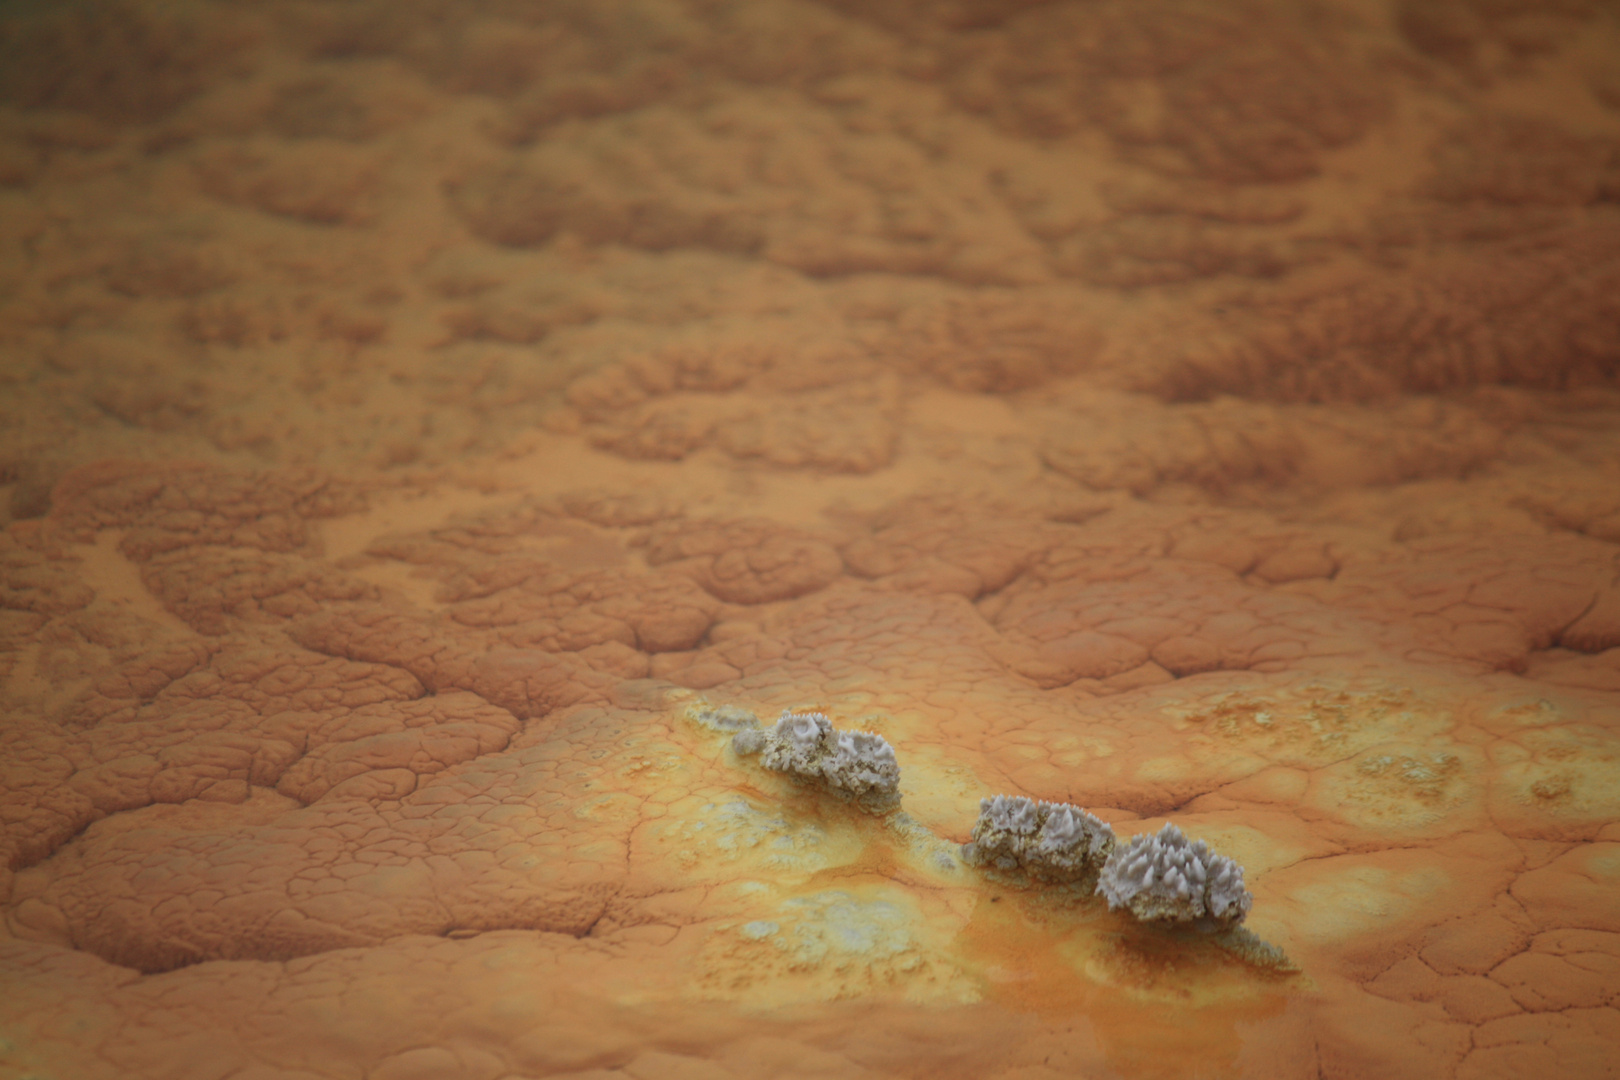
left=3, top=1, right=1620, bottom=1078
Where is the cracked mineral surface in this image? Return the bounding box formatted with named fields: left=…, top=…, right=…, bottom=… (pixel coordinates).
left=3, top=1, right=1620, bottom=1078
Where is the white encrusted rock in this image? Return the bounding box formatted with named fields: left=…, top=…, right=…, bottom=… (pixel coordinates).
left=739, top=709, right=902, bottom=812
left=823, top=729, right=898, bottom=793
left=765, top=709, right=831, bottom=772
left=1096, top=822, right=1253, bottom=929
left=961, top=795, right=1115, bottom=883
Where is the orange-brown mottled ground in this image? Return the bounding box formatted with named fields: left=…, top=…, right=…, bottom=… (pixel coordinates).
left=3, top=1, right=1620, bottom=1078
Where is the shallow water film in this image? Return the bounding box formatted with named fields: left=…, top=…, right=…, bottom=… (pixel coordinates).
left=3, top=1, right=1620, bottom=1078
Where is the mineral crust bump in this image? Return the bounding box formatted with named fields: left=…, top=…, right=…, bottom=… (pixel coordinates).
left=733, top=708, right=903, bottom=813
left=1095, top=822, right=1254, bottom=930
left=960, top=794, right=1117, bottom=885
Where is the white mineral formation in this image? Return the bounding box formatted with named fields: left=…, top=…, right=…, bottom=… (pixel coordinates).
left=691, top=703, right=761, bottom=732
left=960, top=794, right=1116, bottom=883
left=734, top=710, right=902, bottom=812
left=1096, top=822, right=1253, bottom=929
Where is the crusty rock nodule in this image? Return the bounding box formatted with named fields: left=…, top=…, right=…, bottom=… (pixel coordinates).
left=732, top=709, right=901, bottom=813
left=1096, top=822, right=1253, bottom=930
left=960, top=794, right=1116, bottom=884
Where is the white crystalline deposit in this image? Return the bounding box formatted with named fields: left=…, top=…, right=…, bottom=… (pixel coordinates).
left=691, top=703, right=761, bottom=733
left=960, top=794, right=1116, bottom=884
left=733, top=710, right=902, bottom=812
left=693, top=705, right=761, bottom=738
left=759, top=710, right=832, bottom=774
left=690, top=702, right=769, bottom=753
left=1096, top=822, right=1253, bottom=929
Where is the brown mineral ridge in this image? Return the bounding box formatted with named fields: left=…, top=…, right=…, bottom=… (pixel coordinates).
left=4, top=0, right=1620, bottom=1078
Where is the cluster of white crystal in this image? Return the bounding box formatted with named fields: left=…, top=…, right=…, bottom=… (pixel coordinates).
left=825, top=730, right=899, bottom=791
left=1095, top=822, right=1252, bottom=929
left=734, top=710, right=901, bottom=812
left=703, top=701, right=1262, bottom=933
left=961, top=794, right=1116, bottom=883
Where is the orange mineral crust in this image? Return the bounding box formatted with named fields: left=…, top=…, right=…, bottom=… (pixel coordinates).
left=3, top=1, right=1620, bottom=1078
